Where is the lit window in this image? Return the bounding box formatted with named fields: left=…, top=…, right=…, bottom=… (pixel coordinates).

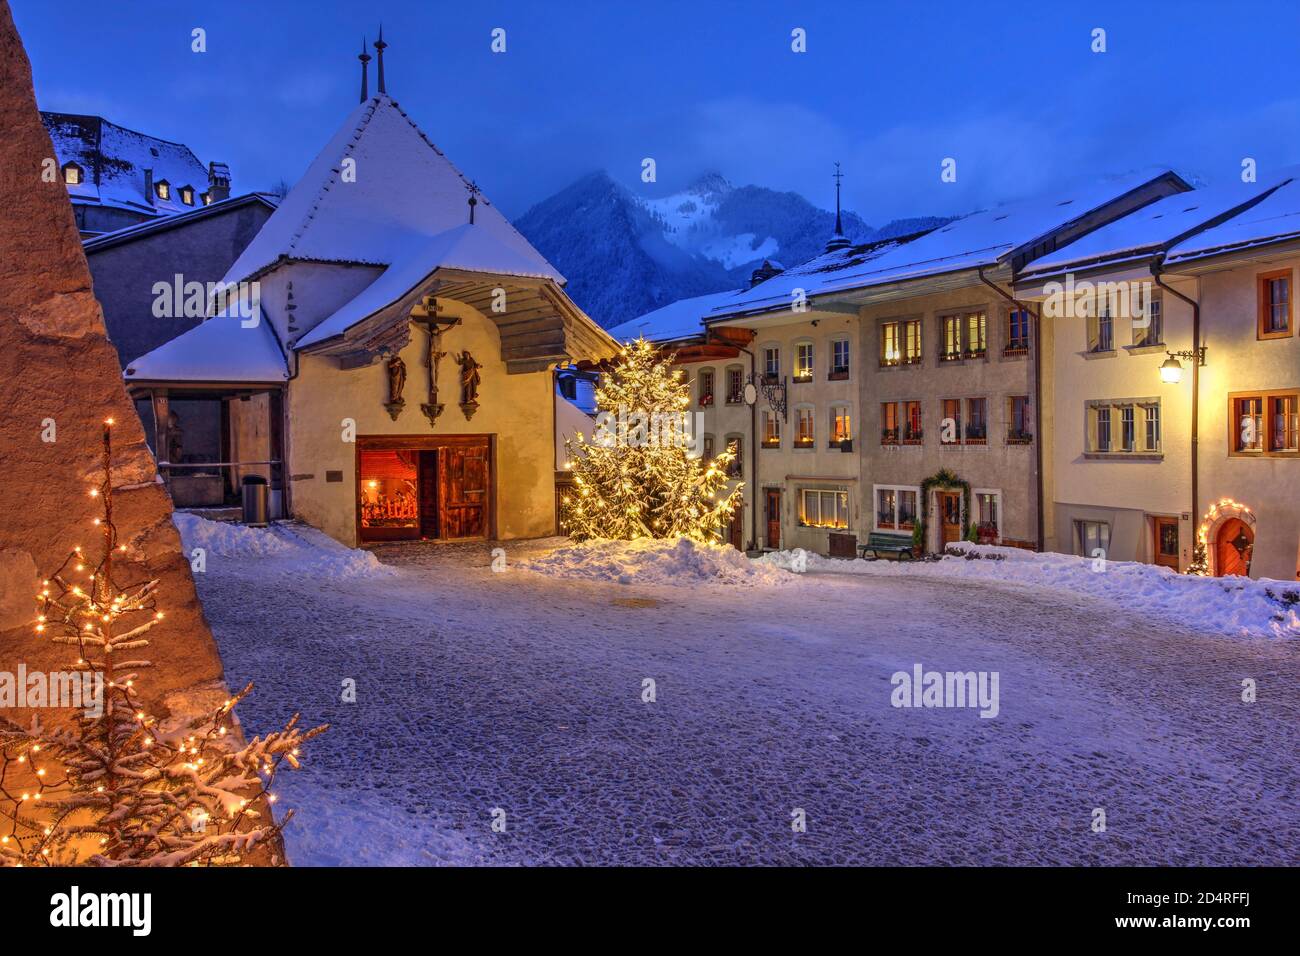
left=794, top=342, right=814, bottom=382
left=1232, top=391, right=1300, bottom=456
left=156, top=179, right=171, bottom=201
left=880, top=402, right=898, bottom=445
left=941, top=398, right=961, bottom=445
left=902, top=400, right=922, bottom=443
left=179, top=185, right=195, bottom=205
left=795, top=407, right=815, bottom=448
left=880, top=322, right=900, bottom=367
left=830, top=406, right=851, bottom=446
left=762, top=411, right=781, bottom=448
left=874, top=485, right=918, bottom=530
left=903, top=318, right=922, bottom=364
left=800, top=489, right=849, bottom=529
left=62, top=162, right=83, bottom=185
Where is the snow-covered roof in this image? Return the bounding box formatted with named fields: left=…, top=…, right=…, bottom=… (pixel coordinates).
left=1166, top=173, right=1300, bottom=265
left=82, top=192, right=279, bottom=252
left=219, top=94, right=561, bottom=287
left=1022, top=173, right=1296, bottom=277
left=124, top=314, right=288, bottom=384
left=706, top=169, right=1185, bottom=319
left=607, top=288, right=749, bottom=344
left=296, top=223, right=563, bottom=349
left=42, top=112, right=212, bottom=218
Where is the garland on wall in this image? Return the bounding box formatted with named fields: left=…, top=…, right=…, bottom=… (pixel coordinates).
left=914, top=468, right=974, bottom=554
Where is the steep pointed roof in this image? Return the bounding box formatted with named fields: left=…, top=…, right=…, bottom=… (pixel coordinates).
left=219, top=94, right=562, bottom=285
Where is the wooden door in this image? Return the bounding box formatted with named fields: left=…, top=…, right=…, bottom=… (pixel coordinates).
left=418, top=451, right=439, bottom=539
left=765, top=489, right=781, bottom=549
left=1153, top=517, right=1179, bottom=569
left=1216, top=518, right=1253, bottom=577
left=940, top=492, right=962, bottom=545
left=727, top=512, right=744, bottom=551
left=439, top=441, right=489, bottom=538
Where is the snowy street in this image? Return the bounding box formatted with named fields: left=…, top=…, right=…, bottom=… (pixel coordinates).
left=184, top=521, right=1299, bottom=866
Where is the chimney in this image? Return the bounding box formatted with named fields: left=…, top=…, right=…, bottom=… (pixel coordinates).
left=208, top=161, right=231, bottom=202
left=750, top=259, right=782, bottom=288
left=143, top=167, right=154, bottom=206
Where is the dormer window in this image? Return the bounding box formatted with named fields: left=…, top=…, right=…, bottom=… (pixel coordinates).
left=179, top=185, right=195, bottom=205
left=200, top=191, right=213, bottom=206
left=155, top=179, right=171, bottom=201
left=62, top=162, right=83, bottom=185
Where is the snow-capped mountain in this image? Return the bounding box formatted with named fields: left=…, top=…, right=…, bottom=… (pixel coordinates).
left=515, top=170, right=950, bottom=328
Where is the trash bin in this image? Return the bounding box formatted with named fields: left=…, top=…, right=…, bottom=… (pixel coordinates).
left=241, top=475, right=269, bottom=528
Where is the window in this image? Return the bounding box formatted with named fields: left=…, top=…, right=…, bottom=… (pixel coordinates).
left=939, top=311, right=986, bottom=360
left=800, top=489, right=849, bottom=529
left=976, top=492, right=999, bottom=533
left=1258, top=269, right=1292, bottom=338
left=941, top=314, right=962, bottom=361
left=61, top=162, right=83, bottom=185
left=965, top=398, right=987, bottom=444
left=762, top=411, right=781, bottom=448
left=201, top=191, right=213, bottom=206
left=1075, top=520, right=1111, bottom=558
left=155, top=179, right=170, bottom=201
left=763, top=347, right=780, bottom=383
left=830, top=338, right=850, bottom=378
left=902, top=318, right=922, bottom=364
left=726, top=437, right=743, bottom=478
left=1007, top=396, right=1032, bottom=443
left=698, top=369, right=715, bottom=407
left=795, top=407, right=815, bottom=448
left=1089, top=299, right=1114, bottom=352
left=829, top=406, right=851, bottom=447
left=703, top=434, right=715, bottom=460
left=179, top=185, right=195, bottom=205
left=902, top=400, right=922, bottom=443
left=880, top=321, right=901, bottom=366
left=794, top=342, right=814, bottom=382
left=725, top=366, right=744, bottom=404
left=1006, top=309, right=1030, bottom=354
left=881, top=402, right=899, bottom=445
left=1087, top=399, right=1161, bottom=455
left=1230, top=390, right=1300, bottom=456
left=941, top=398, right=961, bottom=445
left=1133, top=293, right=1163, bottom=347
left=875, top=485, right=919, bottom=530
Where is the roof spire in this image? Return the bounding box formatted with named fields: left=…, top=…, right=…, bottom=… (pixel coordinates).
left=358, top=36, right=371, bottom=103
left=374, top=25, right=387, bottom=95
left=826, top=161, right=851, bottom=253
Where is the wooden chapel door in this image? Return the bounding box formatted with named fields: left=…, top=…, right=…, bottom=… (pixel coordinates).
left=439, top=441, right=489, bottom=539
left=1215, top=518, right=1253, bottom=577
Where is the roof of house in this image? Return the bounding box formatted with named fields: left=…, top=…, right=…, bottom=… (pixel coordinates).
left=41, top=111, right=212, bottom=218
left=81, top=192, right=279, bottom=252
left=123, top=314, right=288, bottom=384
left=607, top=288, right=749, bottom=345
left=218, top=94, right=561, bottom=287
left=1021, top=172, right=1297, bottom=278
left=1165, top=173, right=1300, bottom=265
left=704, top=168, right=1187, bottom=320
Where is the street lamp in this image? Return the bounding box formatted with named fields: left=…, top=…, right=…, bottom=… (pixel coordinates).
left=1159, top=347, right=1206, bottom=384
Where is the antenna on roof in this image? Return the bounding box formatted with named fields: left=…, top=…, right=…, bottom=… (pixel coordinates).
left=358, top=36, right=371, bottom=103
left=466, top=180, right=481, bottom=224
left=826, top=161, right=851, bottom=253
left=374, top=25, right=387, bottom=95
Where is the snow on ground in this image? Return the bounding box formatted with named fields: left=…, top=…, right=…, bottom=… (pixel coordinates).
left=189, top=529, right=1300, bottom=866
left=519, top=537, right=792, bottom=587
left=758, top=544, right=1300, bottom=640
left=173, top=513, right=394, bottom=581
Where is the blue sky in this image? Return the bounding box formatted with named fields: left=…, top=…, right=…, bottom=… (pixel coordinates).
left=14, top=0, right=1300, bottom=225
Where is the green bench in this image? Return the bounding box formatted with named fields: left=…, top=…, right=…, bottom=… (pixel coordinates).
left=859, top=532, right=915, bottom=560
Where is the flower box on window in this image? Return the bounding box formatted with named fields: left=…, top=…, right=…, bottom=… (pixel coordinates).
left=792, top=374, right=813, bottom=384
left=828, top=369, right=850, bottom=381
left=976, top=522, right=999, bottom=544
left=1003, top=344, right=1029, bottom=356
left=881, top=428, right=900, bottom=445
left=1006, top=430, right=1033, bottom=445
left=699, top=394, right=713, bottom=407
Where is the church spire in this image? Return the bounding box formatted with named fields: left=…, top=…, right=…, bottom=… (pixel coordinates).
left=374, top=25, right=388, bottom=95
left=825, top=161, right=851, bottom=253
left=358, top=36, right=371, bottom=103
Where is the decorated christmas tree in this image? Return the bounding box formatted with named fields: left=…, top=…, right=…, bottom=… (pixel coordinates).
left=0, top=418, right=325, bottom=866
left=560, top=338, right=743, bottom=542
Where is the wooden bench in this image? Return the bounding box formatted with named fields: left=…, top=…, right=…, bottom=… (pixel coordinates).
left=858, top=532, right=915, bottom=560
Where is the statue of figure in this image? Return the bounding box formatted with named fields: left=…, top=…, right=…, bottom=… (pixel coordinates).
left=456, top=350, right=482, bottom=405
left=386, top=354, right=407, bottom=404
left=426, top=329, right=447, bottom=403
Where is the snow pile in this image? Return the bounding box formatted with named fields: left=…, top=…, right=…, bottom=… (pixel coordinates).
left=520, top=537, right=795, bottom=587
left=758, top=545, right=1300, bottom=639
left=173, top=513, right=394, bottom=581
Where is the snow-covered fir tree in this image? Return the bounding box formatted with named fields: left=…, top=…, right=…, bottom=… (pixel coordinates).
left=560, top=338, right=742, bottom=542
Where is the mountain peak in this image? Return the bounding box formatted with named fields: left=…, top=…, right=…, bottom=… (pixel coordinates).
left=688, top=171, right=732, bottom=196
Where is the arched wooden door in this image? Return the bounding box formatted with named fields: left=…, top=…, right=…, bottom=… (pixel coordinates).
left=1215, top=518, right=1254, bottom=577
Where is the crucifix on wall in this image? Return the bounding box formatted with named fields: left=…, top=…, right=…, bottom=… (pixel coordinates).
left=419, top=314, right=460, bottom=428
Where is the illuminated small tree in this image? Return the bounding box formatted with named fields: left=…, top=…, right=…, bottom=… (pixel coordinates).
left=561, top=338, right=743, bottom=542
left=0, top=417, right=325, bottom=866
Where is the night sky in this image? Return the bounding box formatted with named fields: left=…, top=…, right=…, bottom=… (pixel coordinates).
left=14, top=0, right=1300, bottom=223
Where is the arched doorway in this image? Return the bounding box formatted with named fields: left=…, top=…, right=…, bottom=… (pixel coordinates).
left=1215, top=518, right=1254, bottom=577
